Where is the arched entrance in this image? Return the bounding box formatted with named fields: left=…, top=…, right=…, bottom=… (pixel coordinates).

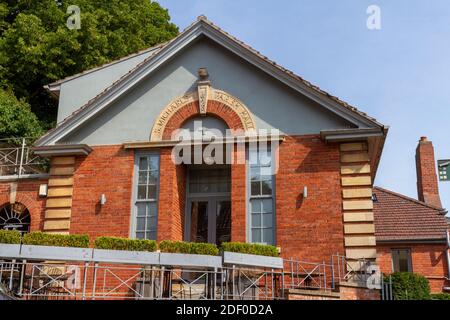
left=0, top=203, right=31, bottom=232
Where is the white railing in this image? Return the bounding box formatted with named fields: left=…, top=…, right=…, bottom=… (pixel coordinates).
left=0, top=138, right=48, bottom=177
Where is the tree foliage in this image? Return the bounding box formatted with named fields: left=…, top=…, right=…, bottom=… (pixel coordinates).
left=0, top=0, right=178, bottom=129
left=389, top=272, right=431, bottom=300
left=0, top=89, right=43, bottom=140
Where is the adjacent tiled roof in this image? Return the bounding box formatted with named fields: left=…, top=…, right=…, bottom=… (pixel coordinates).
left=373, top=186, right=448, bottom=242
left=38, top=16, right=386, bottom=146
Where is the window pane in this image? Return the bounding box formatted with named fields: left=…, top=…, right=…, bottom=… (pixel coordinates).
left=251, top=199, right=262, bottom=213
left=138, top=172, right=147, bottom=184
left=147, top=231, right=156, bottom=240
left=261, top=180, right=272, bottom=195
left=139, top=157, right=148, bottom=170
left=147, top=185, right=157, bottom=199
left=137, top=186, right=147, bottom=200
left=252, top=229, right=261, bottom=243
left=261, top=199, right=273, bottom=213
left=252, top=213, right=261, bottom=227
left=262, top=213, right=273, bottom=228
left=136, top=217, right=146, bottom=231
left=260, top=166, right=272, bottom=177
left=148, top=202, right=157, bottom=217
left=259, top=149, right=271, bottom=166
left=250, top=167, right=260, bottom=181
left=136, top=232, right=145, bottom=240
left=137, top=203, right=146, bottom=217
left=149, top=157, right=159, bottom=171
left=262, top=228, right=274, bottom=245
left=148, top=171, right=158, bottom=185
left=249, top=150, right=258, bottom=165
left=251, top=181, right=261, bottom=196
left=147, top=216, right=157, bottom=230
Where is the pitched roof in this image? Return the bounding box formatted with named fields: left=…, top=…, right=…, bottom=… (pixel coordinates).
left=37, top=15, right=386, bottom=147
left=373, top=186, right=448, bottom=242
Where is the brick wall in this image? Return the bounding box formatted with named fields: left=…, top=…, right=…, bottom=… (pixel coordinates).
left=0, top=178, right=47, bottom=232
left=377, top=244, right=449, bottom=293
left=157, top=148, right=185, bottom=241
left=276, top=135, right=345, bottom=262
left=69, top=145, right=134, bottom=241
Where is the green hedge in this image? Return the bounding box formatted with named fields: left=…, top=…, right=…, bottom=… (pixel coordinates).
left=220, top=242, right=279, bottom=257
left=389, top=272, right=431, bottom=300
left=0, top=230, right=21, bottom=244
left=159, top=241, right=219, bottom=256
left=431, top=293, right=450, bottom=300
left=22, top=232, right=89, bottom=248
left=94, top=237, right=157, bottom=252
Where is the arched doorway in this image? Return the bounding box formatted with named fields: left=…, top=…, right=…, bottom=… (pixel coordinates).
left=0, top=203, right=31, bottom=232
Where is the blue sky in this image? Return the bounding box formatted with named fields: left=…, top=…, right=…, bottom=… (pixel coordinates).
left=158, top=0, right=450, bottom=211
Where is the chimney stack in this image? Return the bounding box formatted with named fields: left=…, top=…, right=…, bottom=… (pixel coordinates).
left=416, top=137, right=442, bottom=208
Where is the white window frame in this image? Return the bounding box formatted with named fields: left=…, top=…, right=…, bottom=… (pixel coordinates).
left=247, top=146, right=276, bottom=245
left=131, top=152, right=160, bottom=240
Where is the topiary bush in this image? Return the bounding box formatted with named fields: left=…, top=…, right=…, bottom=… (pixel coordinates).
left=389, top=272, right=431, bottom=300
left=159, top=241, right=219, bottom=256
left=220, top=242, right=279, bottom=257
left=159, top=241, right=191, bottom=254
left=189, top=242, right=219, bottom=256
left=431, top=293, right=450, bottom=300
left=0, top=230, right=21, bottom=244
left=94, top=236, right=157, bottom=252
left=22, top=232, right=89, bottom=248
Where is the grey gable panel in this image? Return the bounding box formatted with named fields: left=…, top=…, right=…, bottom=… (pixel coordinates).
left=57, top=52, right=154, bottom=123
left=61, top=38, right=355, bottom=146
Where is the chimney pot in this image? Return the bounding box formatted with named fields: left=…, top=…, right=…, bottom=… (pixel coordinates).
left=420, top=136, right=428, bottom=142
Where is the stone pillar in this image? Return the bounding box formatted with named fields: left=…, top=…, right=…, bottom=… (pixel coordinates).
left=339, top=142, right=376, bottom=268
left=43, top=157, right=75, bottom=234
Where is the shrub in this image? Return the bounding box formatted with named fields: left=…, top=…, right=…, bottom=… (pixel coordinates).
left=22, top=232, right=89, bottom=248
left=431, top=293, right=450, bottom=300
left=0, top=230, right=21, bottom=244
left=189, top=242, right=219, bottom=256
left=94, top=237, right=157, bottom=252
left=389, top=272, right=431, bottom=300
left=220, top=242, right=279, bottom=257
left=159, top=241, right=219, bottom=256
left=159, top=241, right=191, bottom=254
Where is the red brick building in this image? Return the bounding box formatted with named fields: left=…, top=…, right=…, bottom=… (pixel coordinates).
left=1, top=17, right=388, bottom=274
left=374, top=137, right=450, bottom=293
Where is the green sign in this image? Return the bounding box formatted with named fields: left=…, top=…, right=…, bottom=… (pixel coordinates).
left=438, top=160, right=450, bottom=181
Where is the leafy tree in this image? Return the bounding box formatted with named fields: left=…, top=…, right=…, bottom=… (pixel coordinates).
left=0, top=89, right=43, bottom=140
left=0, top=0, right=178, bottom=129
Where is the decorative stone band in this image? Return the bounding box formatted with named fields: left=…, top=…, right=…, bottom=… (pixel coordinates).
left=339, top=142, right=377, bottom=270
left=43, top=157, right=75, bottom=234
left=150, top=88, right=257, bottom=141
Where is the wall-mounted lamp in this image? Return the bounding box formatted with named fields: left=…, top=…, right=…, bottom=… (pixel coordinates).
left=100, top=194, right=107, bottom=206
left=303, top=186, right=308, bottom=199
left=39, top=184, right=48, bottom=198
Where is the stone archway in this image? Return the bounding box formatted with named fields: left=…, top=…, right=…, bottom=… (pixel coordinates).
left=150, top=88, right=257, bottom=141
